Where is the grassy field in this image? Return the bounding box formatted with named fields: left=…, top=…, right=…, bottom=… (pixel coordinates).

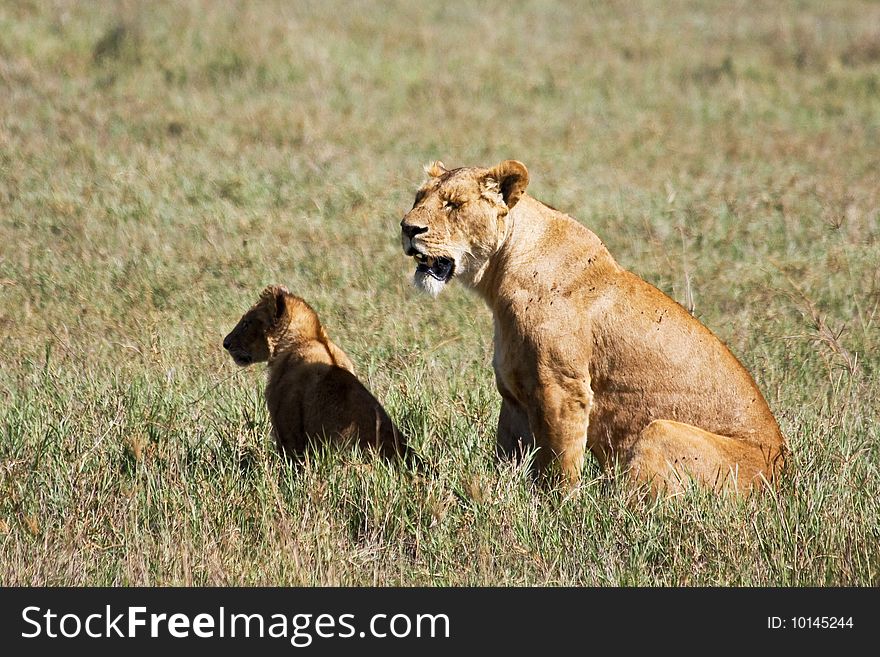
left=1, top=0, right=878, bottom=586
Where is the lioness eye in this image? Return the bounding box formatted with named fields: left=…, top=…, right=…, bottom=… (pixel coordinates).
left=412, top=189, right=427, bottom=208
left=444, top=199, right=462, bottom=210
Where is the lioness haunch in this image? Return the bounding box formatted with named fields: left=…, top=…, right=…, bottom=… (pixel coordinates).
left=400, top=160, right=787, bottom=495
left=223, top=285, right=409, bottom=463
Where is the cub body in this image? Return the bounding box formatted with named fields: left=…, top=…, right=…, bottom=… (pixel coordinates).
left=224, top=286, right=407, bottom=461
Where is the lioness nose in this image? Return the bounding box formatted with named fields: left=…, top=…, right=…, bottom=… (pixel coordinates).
left=223, top=336, right=232, bottom=350
left=401, top=223, right=428, bottom=239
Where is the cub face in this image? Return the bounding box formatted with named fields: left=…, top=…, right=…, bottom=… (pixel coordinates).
left=399, top=160, right=529, bottom=296
left=222, top=285, right=289, bottom=366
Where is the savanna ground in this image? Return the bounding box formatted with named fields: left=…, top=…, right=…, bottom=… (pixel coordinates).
left=1, top=0, right=878, bottom=586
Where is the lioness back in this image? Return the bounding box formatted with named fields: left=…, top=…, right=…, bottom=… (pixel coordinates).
left=589, top=269, right=784, bottom=453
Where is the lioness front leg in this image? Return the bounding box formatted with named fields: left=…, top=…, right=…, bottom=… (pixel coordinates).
left=496, top=393, right=534, bottom=462
left=528, top=380, right=592, bottom=488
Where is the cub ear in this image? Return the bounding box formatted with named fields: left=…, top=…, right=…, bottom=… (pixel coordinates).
left=487, top=160, right=529, bottom=209
left=273, top=285, right=289, bottom=319
left=260, top=284, right=289, bottom=320
left=424, top=160, right=447, bottom=178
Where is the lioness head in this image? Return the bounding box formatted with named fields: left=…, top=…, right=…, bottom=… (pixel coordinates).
left=223, top=285, right=317, bottom=365
left=400, top=159, right=529, bottom=296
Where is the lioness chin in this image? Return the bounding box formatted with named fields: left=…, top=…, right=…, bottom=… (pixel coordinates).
left=400, top=160, right=787, bottom=495
left=223, top=285, right=409, bottom=463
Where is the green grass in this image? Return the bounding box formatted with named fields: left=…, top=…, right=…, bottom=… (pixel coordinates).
left=1, top=0, right=878, bottom=585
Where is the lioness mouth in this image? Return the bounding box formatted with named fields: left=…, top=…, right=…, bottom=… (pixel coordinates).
left=414, top=253, right=454, bottom=282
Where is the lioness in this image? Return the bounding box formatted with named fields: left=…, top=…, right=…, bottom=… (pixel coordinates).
left=223, top=285, right=409, bottom=462
left=400, top=160, right=786, bottom=494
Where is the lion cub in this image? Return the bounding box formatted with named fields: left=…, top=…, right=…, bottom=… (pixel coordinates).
left=223, top=285, right=408, bottom=462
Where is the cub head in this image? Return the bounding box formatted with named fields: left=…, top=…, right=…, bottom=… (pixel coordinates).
left=223, top=285, right=316, bottom=366
left=400, top=159, right=529, bottom=296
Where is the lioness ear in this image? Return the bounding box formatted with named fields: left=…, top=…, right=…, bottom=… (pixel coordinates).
left=487, top=160, right=529, bottom=209
left=425, top=161, right=447, bottom=178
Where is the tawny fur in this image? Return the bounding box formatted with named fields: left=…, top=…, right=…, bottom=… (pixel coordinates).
left=223, top=285, right=408, bottom=462
left=400, top=160, right=787, bottom=495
